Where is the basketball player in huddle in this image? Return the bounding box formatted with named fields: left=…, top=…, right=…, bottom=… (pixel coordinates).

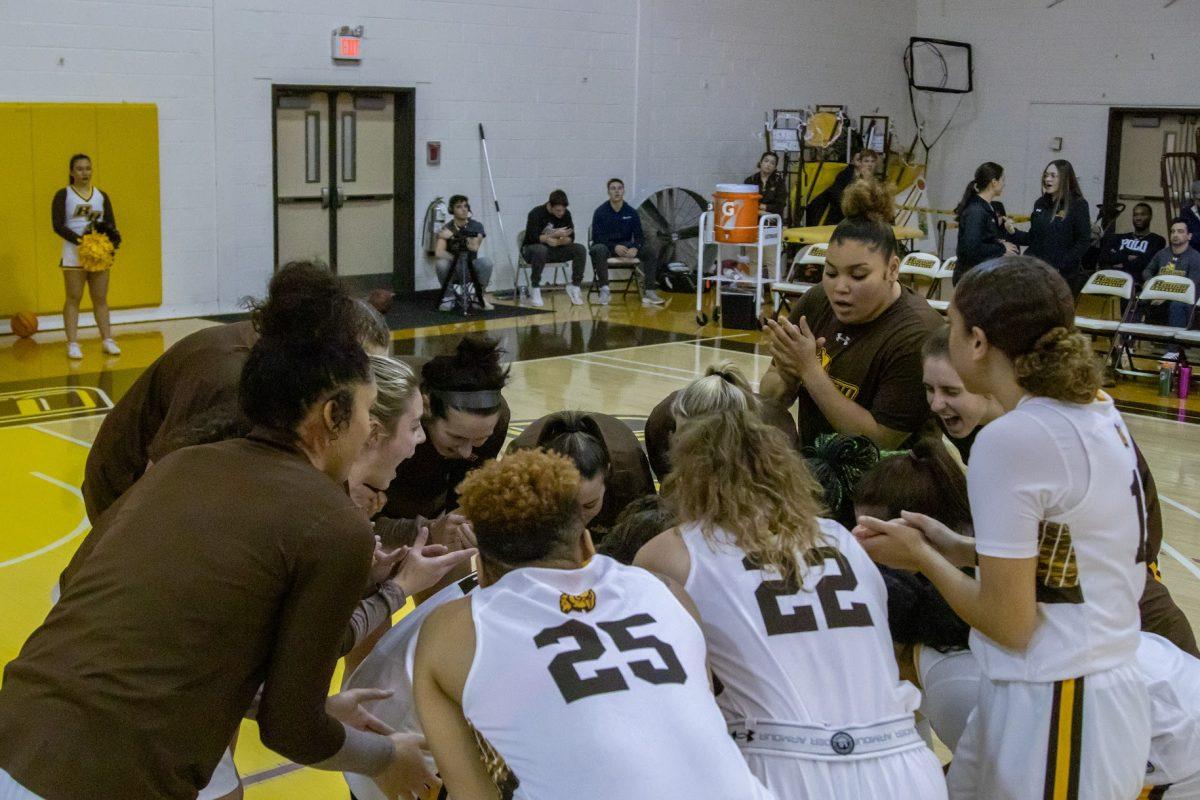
left=409, top=450, right=774, bottom=800
left=637, top=369, right=947, bottom=799
left=51, top=153, right=120, bottom=360
left=856, top=257, right=1151, bottom=799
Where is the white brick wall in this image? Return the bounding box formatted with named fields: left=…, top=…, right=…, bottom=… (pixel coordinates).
left=915, top=0, right=1199, bottom=246
left=3, top=0, right=916, bottom=316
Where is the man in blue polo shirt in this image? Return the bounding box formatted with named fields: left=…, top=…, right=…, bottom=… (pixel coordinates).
left=590, top=178, right=665, bottom=306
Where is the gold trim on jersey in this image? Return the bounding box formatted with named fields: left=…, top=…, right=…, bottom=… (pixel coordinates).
left=1043, top=676, right=1084, bottom=800
left=1036, top=521, right=1083, bottom=604
left=471, top=724, right=520, bottom=800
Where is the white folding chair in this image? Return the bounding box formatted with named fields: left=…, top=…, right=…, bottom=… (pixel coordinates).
left=927, top=256, right=957, bottom=313
left=1173, top=297, right=1200, bottom=351
left=514, top=229, right=570, bottom=299
left=898, top=252, right=942, bottom=293
left=1074, top=270, right=1134, bottom=338
left=1114, top=274, right=1196, bottom=377
left=585, top=224, right=642, bottom=302
left=772, top=242, right=827, bottom=312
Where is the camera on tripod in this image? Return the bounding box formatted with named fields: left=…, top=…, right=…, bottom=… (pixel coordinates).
left=446, top=226, right=477, bottom=255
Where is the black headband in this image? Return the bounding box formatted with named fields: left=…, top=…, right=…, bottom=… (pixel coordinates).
left=432, top=388, right=503, bottom=410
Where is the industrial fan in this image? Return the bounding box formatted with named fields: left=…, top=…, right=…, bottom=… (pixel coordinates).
left=637, top=187, right=708, bottom=291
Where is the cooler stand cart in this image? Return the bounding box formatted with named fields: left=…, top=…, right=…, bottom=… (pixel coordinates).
left=694, top=208, right=783, bottom=326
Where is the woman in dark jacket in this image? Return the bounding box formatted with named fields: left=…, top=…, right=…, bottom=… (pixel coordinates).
left=952, top=162, right=1018, bottom=284
left=1006, top=159, right=1092, bottom=295
left=745, top=151, right=788, bottom=220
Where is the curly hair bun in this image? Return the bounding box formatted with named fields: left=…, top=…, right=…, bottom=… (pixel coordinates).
left=840, top=179, right=896, bottom=224
left=1014, top=326, right=1100, bottom=404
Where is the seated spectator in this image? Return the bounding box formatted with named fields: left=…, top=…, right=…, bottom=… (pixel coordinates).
left=744, top=151, right=788, bottom=220
left=521, top=189, right=588, bottom=307
left=761, top=181, right=941, bottom=450
left=1182, top=179, right=1200, bottom=252
left=590, top=178, right=665, bottom=307
left=1097, top=202, right=1165, bottom=297
left=1141, top=218, right=1200, bottom=359
left=816, top=147, right=880, bottom=227
left=434, top=195, right=493, bottom=312
left=507, top=410, right=655, bottom=533
left=952, top=162, right=1019, bottom=284
left=643, top=362, right=798, bottom=482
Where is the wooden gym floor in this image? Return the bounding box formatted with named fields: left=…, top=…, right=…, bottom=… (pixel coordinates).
left=1, top=289, right=1198, bottom=798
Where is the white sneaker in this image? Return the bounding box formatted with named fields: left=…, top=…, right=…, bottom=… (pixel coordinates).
left=102, top=338, right=121, bottom=355
left=642, top=290, right=666, bottom=306
left=67, top=341, right=83, bottom=360
left=529, top=287, right=545, bottom=307
left=439, top=297, right=455, bottom=311
left=597, top=286, right=611, bottom=306
left=566, top=284, right=584, bottom=305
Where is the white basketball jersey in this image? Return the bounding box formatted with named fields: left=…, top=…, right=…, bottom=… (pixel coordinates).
left=342, top=573, right=480, bottom=800
left=1138, top=633, right=1200, bottom=787
left=463, top=555, right=773, bottom=800
left=61, top=186, right=106, bottom=266
left=968, top=395, right=1146, bottom=682
left=681, top=519, right=921, bottom=730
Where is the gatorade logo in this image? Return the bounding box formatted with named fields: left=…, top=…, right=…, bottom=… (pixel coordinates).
left=719, top=200, right=742, bottom=227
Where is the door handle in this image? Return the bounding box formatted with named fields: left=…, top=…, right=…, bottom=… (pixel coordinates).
left=336, top=187, right=346, bottom=208
left=320, top=187, right=330, bottom=209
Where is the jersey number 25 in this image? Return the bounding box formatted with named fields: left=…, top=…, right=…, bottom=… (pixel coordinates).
left=534, top=614, right=687, bottom=704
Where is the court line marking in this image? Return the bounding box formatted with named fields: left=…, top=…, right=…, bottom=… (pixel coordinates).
left=583, top=352, right=705, bottom=377
left=564, top=356, right=696, bottom=383
left=0, top=472, right=88, bottom=569
left=506, top=333, right=751, bottom=366
left=1121, top=412, right=1196, bottom=428
left=31, top=424, right=93, bottom=449
left=1159, top=495, right=1200, bottom=583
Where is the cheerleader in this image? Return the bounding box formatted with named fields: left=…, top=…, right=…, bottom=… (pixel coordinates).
left=51, top=153, right=120, bottom=359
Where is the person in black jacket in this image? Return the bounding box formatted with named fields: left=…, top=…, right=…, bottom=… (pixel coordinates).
left=952, top=162, right=1019, bottom=284
left=744, top=151, right=788, bottom=220
left=816, top=148, right=880, bottom=226
left=1005, top=159, right=1092, bottom=296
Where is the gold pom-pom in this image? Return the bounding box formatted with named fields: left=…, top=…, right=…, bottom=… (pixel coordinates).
left=78, top=231, right=115, bottom=272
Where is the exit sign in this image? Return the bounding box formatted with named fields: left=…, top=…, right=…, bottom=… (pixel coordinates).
left=332, top=26, right=363, bottom=62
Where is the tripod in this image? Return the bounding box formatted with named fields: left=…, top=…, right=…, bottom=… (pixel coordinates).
left=436, top=245, right=488, bottom=316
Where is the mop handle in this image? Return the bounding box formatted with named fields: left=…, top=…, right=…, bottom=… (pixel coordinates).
left=478, top=123, right=517, bottom=293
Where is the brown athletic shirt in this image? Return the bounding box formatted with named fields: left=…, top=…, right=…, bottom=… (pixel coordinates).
left=380, top=400, right=510, bottom=520
left=506, top=412, right=656, bottom=530
left=644, top=390, right=799, bottom=481
left=0, top=431, right=379, bottom=799
left=82, top=320, right=259, bottom=522
left=786, top=284, right=941, bottom=448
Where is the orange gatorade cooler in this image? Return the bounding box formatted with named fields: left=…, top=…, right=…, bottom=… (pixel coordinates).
left=713, top=184, right=762, bottom=243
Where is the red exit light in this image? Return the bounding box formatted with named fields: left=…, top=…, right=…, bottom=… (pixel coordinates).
left=332, top=28, right=363, bottom=61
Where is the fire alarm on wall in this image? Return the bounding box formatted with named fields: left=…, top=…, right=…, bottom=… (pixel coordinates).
left=427, top=141, right=441, bottom=165
left=332, top=26, right=363, bottom=62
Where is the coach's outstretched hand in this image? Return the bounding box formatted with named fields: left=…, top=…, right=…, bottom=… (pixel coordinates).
left=326, top=688, right=397, bottom=735
left=375, top=732, right=438, bottom=800
left=392, top=527, right=477, bottom=598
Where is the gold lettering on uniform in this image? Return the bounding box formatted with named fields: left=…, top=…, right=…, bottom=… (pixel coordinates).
left=71, top=204, right=94, bottom=219
left=1036, top=521, right=1083, bottom=604
left=559, top=589, right=596, bottom=614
